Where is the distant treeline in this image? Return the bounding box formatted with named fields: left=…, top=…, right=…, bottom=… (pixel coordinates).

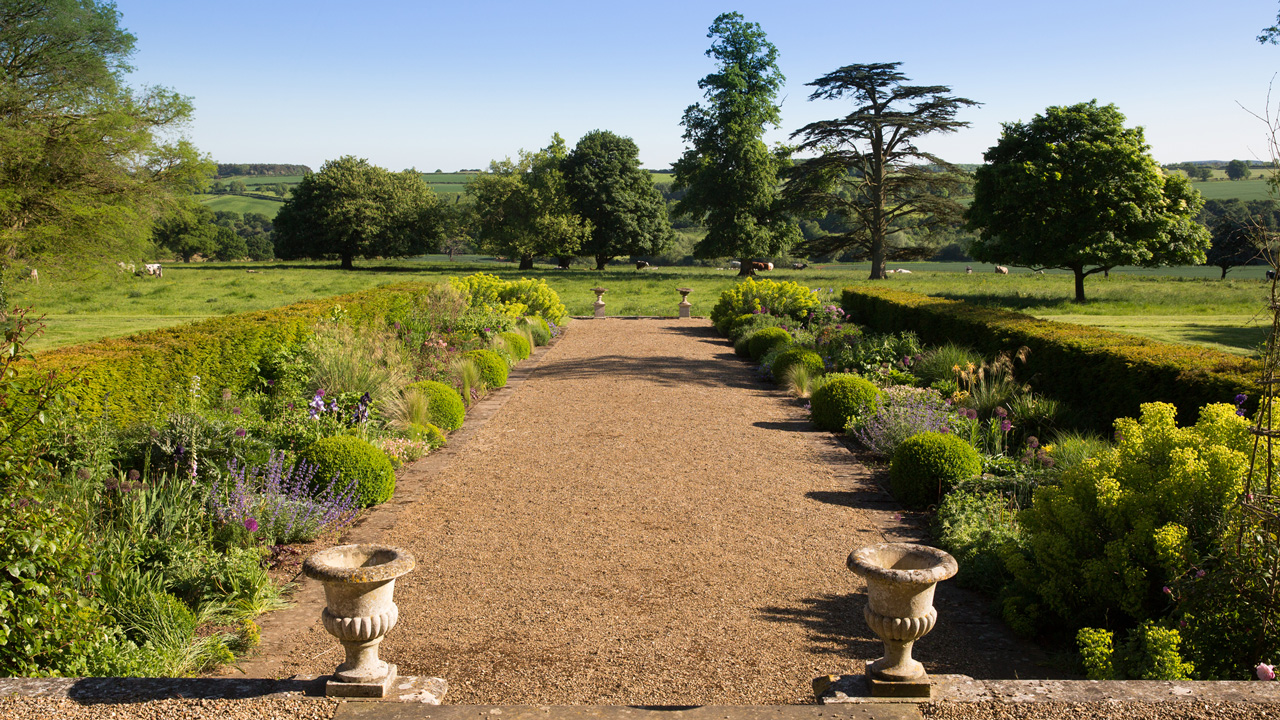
left=215, top=163, right=312, bottom=178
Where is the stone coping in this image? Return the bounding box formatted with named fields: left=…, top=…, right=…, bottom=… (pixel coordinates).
left=5, top=675, right=1278, bottom=706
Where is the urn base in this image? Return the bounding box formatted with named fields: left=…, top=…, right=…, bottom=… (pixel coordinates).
left=865, top=673, right=934, bottom=698
left=326, top=663, right=398, bottom=698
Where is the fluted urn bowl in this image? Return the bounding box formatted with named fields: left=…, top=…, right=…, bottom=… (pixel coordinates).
left=847, top=543, right=957, bottom=683
left=304, top=544, right=415, bottom=688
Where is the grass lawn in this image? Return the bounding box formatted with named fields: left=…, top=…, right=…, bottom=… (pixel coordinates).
left=198, top=194, right=286, bottom=217
left=1188, top=177, right=1275, bottom=202
left=12, top=259, right=1274, bottom=355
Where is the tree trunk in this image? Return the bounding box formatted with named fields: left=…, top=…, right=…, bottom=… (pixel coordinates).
left=737, top=263, right=755, bottom=277
left=519, top=254, right=534, bottom=270
left=1073, top=267, right=1087, bottom=303
left=557, top=255, right=573, bottom=268
left=595, top=255, right=611, bottom=270
left=341, top=253, right=354, bottom=270
left=1221, top=265, right=1229, bottom=279
left=447, top=246, right=455, bottom=261
left=868, top=254, right=886, bottom=280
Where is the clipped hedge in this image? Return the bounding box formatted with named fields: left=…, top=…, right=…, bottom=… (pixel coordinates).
left=810, top=373, right=879, bottom=432
left=466, top=349, right=509, bottom=389
left=32, top=282, right=439, bottom=426
left=841, top=286, right=1258, bottom=429
left=405, top=380, right=465, bottom=431
left=301, top=435, right=396, bottom=508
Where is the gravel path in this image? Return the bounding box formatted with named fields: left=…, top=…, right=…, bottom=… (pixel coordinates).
left=268, top=318, right=1048, bottom=704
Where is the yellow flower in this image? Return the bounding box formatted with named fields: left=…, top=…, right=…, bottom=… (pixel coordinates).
left=952, top=364, right=961, bottom=373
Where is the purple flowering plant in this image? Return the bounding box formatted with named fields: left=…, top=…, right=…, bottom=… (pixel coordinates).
left=211, top=453, right=359, bottom=545
left=852, top=386, right=952, bottom=457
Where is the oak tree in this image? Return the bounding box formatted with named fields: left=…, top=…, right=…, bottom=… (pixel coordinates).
left=783, top=63, right=977, bottom=279
left=965, top=101, right=1210, bottom=302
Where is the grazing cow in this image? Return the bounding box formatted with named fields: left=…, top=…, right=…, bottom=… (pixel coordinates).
left=965, top=266, right=972, bottom=274
left=729, top=260, right=741, bottom=269
left=995, top=265, right=1009, bottom=275
left=766, top=262, right=774, bottom=271
left=892, top=268, right=912, bottom=274
left=791, top=262, right=807, bottom=270
left=1268, top=270, right=1276, bottom=281
left=751, top=261, right=769, bottom=272
left=635, top=260, right=650, bottom=270
left=145, top=263, right=163, bottom=277
left=27, top=268, right=37, bottom=284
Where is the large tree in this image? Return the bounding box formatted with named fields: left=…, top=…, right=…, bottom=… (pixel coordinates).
left=466, top=134, right=590, bottom=270
left=1200, top=199, right=1278, bottom=278
left=783, top=63, right=977, bottom=279
left=672, top=12, right=798, bottom=275
left=274, top=156, right=438, bottom=269
left=564, top=130, right=674, bottom=270
left=1226, top=159, right=1253, bottom=181
left=0, top=0, right=212, bottom=272
left=965, top=101, right=1210, bottom=302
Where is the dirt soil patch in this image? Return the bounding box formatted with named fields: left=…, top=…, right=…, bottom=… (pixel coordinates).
left=263, top=318, right=1063, bottom=704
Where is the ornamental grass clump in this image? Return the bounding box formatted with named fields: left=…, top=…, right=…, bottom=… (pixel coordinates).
left=851, top=385, right=952, bottom=457
left=393, top=380, right=465, bottom=431
left=771, top=347, right=824, bottom=385
left=809, top=373, right=879, bottom=432
left=304, top=322, right=411, bottom=412
left=888, top=431, right=982, bottom=509
left=212, top=454, right=359, bottom=545
left=519, top=316, right=552, bottom=346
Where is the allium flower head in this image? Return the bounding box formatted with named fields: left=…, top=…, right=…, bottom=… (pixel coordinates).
left=235, top=428, right=246, bottom=437
left=244, top=518, right=259, bottom=533
left=995, top=407, right=1008, bottom=418
left=1258, top=663, right=1276, bottom=681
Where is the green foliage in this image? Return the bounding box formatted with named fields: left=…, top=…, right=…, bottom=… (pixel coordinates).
left=406, top=422, right=446, bottom=450
left=935, top=490, right=1023, bottom=590
left=841, top=286, right=1257, bottom=430
left=451, top=272, right=568, bottom=324
left=1077, top=623, right=1195, bottom=680
left=564, top=129, right=675, bottom=269
left=518, top=316, right=551, bottom=346
left=1225, top=159, right=1252, bottom=181
left=304, top=322, right=411, bottom=412
left=783, top=63, right=977, bottom=276
left=965, top=101, right=1210, bottom=303
left=300, top=435, right=396, bottom=508
left=274, top=156, right=438, bottom=269
left=888, top=431, right=982, bottom=509
left=747, top=326, right=791, bottom=361
left=499, top=331, right=531, bottom=361
left=672, top=12, right=799, bottom=266
left=912, top=343, right=983, bottom=386
left=726, top=312, right=785, bottom=341
left=771, top=347, right=824, bottom=384
left=465, top=349, right=508, bottom=389
left=710, top=278, right=820, bottom=332
left=1046, top=430, right=1111, bottom=472
left=809, top=373, right=879, bottom=432
left=404, top=380, right=465, bottom=432
left=1006, top=403, right=1250, bottom=634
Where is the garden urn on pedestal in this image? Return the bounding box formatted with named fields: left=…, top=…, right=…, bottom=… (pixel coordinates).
left=304, top=544, right=415, bottom=698
left=677, top=288, right=693, bottom=319
left=592, top=287, right=607, bottom=318
left=847, top=543, right=957, bottom=698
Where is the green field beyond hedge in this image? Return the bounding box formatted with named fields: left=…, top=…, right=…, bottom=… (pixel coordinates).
left=13, top=259, right=1273, bottom=354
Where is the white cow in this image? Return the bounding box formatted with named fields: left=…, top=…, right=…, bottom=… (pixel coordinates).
left=995, top=265, right=1009, bottom=275
left=145, top=263, right=163, bottom=277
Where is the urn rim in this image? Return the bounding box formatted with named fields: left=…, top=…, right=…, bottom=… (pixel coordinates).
left=847, top=542, right=958, bottom=586
left=303, top=544, right=415, bottom=584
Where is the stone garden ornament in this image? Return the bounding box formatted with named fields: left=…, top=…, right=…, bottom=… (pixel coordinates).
left=678, top=288, right=693, bottom=318
left=847, top=542, right=958, bottom=697
left=592, top=287, right=607, bottom=318
left=304, top=544, right=415, bottom=697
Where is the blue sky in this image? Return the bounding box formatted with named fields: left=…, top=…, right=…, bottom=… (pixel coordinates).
left=116, top=0, right=1280, bottom=172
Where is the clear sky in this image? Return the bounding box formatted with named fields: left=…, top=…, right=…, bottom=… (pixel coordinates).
left=114, top=0, right=1280, bottom=173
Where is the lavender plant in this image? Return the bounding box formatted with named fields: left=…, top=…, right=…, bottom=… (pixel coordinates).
left=851, top=386, right=952, bottom=457
left=211, top=454, right=359, bottom=545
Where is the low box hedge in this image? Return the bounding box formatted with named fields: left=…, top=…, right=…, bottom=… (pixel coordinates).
left=32, top=282, right=437, bottom=425
left=841, top=286, right=1259, bottom=429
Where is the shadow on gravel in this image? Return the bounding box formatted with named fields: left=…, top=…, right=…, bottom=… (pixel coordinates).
left=63, top=677, right=324, bottom=702
left=753, top=419, right=812, bottom=432
left=758, top=593, right=880, bottom=661
left=536, top=353, right=768, bottom=391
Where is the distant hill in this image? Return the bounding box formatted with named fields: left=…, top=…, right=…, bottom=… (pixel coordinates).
left=216, top=163, right=312, bottom=178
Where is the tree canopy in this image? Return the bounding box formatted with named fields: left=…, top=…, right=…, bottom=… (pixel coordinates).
left=965, top=101, right=1210, bottom=303
left=1200, top=199, right=1277, bottom=278
left=783, top=62, right=977, bottom=279
left=564, top=130, right=674, bottom=270
left=274, top=156, right=438, bottom=269
left=672, top=12, right=797, bottom=275
left=1226, top=159, right=1253, bottom=181
left=466, top=134, right=591, bottom=270
left=0, top=0, right=213, bottom=271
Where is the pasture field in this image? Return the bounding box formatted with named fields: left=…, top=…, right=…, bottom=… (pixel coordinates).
left=11, top=259, right=1275, bottom=355
left=1189, top=177, right=1274, bottom=202
left=198, top=193, right=286, bottom=216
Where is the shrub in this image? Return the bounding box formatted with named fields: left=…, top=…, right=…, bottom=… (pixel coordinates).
left=402, top=380, right=465, bottom=431
left=734, top=331, right=756, bottom=358
left=211, top=453, right=359, bottom=545
left=888, top=431, right=982, bottom=509
left=710, top=278, right=820, bottom=334
left=935, top=490, right=1023, bottom=590
left=1076, top=623, right=1195, bottom=680
left=748, top=327, right=792, bottom=361
left=1004, top=402, right=1250, bottom=636
left=1045, top=429, right=1110, bottom=472
left=300, top=436, right=396, bottom=508
left=406, top=422, right=446, bottom=449
left=810, top=373, right=879, bottom=432
left=451, top=273, right=567, bottom=324
left=727, top=312, right=784, bottom=341
left=465, top=349, right=509, bottom=389
left=851, top=386, right=952, bottom=457
left=498, top=331, right=531, bottom=361
left=519, top=316, right=552, bottom=346
left=450, top=356, right=484, bottom=406
left=841, top=286, right=1257, bottom=429
left=771, top=348, right=824, bottom=384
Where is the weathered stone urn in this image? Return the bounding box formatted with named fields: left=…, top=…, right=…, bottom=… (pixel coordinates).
left=304, top=544, right=415, bottom=697
left=592, top=287, right=607, bottom=318
left=847, top=543, right=957, bottom=697
left=677, top=288, right=693, bottom=319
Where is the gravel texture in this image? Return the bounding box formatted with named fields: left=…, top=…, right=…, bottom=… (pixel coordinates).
left=267, top=318, right=1054, bottom=704
left=0, top=696, right=338, bottom=719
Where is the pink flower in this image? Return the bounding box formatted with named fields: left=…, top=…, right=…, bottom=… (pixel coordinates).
left=1258, top=663, right=1276, bottom=681
left=244, top=518, right=259, bottom=533
left=1162, top=586, right=1172, bottom=595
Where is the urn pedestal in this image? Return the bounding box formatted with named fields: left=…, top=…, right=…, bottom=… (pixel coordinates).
left=847, top=543, right=957, bottom=698
left=303, top=544, right=415, bottom=698
left=677, top=288, right=693, bottom=319
left=592, top=287, right=607, bottom=318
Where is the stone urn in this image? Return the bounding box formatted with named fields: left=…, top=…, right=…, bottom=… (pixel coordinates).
left=592, top=287, right=607, bottom=318
left=847, top=543, right=957, bottom=696
left=677, top=288, right=693, bottom=319
left=304, top=544, right=415, bottom=697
